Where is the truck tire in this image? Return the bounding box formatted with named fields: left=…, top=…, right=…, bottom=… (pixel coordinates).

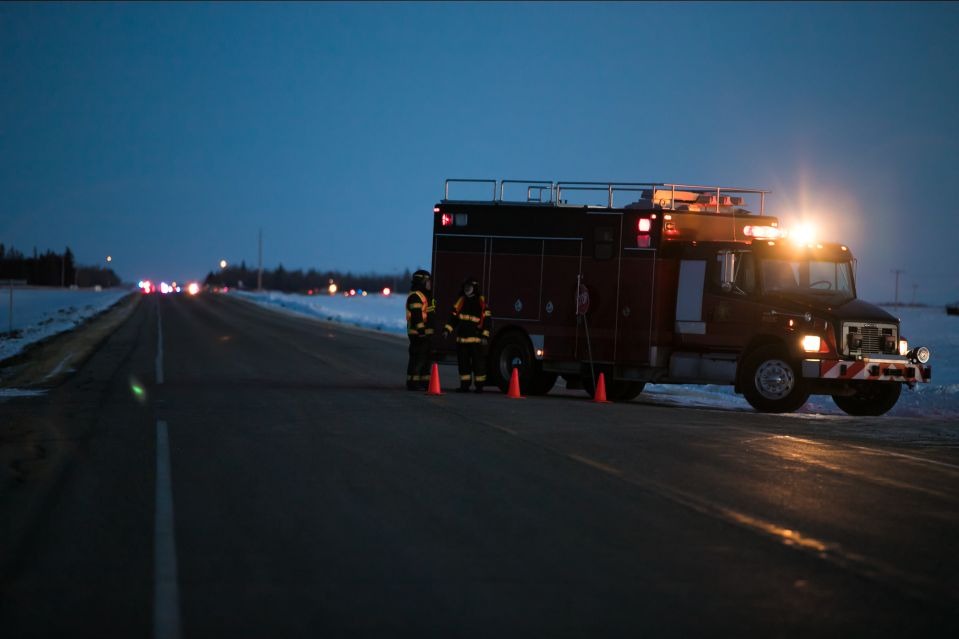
left=740, top=345, right=809, bottom=413
left=832, top=382, right=901, bottom=416
left=615, top=381, right=646, bottom=402
left=489, top=332, right=555, bottom=395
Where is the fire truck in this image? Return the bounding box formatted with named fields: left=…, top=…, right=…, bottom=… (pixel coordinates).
left=428, top=179, right=932, bottom=415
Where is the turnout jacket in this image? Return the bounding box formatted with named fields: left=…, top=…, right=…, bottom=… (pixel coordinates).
left=406, top=290, right=435, bottom=338
left=444, top=295, right=491, bottom=344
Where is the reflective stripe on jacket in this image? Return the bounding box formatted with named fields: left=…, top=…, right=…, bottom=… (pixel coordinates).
left=406, top=290, right=435, bottom=337
left=444, top=295, right=491, bottom=343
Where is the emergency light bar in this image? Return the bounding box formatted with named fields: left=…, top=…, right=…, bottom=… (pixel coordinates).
left=743, top=225, right=781, bottom=239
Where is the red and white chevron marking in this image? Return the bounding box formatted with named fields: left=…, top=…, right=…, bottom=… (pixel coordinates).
left=819, top=360, right=931, bottom=382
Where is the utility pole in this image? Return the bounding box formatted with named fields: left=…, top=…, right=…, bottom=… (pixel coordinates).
left=911, top=283, right=918, bottom=306
left=891, top=269, right=905, bottom=307
left=257, top=228, right=263, bottom=291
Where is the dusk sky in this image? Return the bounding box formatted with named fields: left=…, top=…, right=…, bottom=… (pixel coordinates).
left=2, top=2, right=958, bottom=302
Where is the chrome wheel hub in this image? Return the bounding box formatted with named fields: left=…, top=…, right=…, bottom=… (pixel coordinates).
left=755, top=359, right=795, bottom=400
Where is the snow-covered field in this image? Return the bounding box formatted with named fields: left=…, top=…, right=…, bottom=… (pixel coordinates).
left=235, top=290, right=959, bottom=418
left=0, top=287, right=132, bottom=363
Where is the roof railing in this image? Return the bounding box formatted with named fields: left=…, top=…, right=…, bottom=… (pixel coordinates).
left=443, top=179, right=771, bottom=215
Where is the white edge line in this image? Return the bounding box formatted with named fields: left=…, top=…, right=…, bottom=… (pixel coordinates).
left=42, top=353, right=73, bottom=381
left=154, top=419, right=181, bottom=639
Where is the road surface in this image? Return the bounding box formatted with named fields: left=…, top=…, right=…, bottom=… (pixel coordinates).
left=2, top=293, right=957, bottom=637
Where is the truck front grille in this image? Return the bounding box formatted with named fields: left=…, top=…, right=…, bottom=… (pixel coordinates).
left=843, top=322, right=897, bottom=357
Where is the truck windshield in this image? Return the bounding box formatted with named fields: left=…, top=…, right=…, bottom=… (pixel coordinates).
left=760, top=259, right=855, bottom=302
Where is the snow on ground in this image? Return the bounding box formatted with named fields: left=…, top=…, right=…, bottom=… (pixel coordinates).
left=233, top=289, right=408, bottom=336
left=236, top=290, right=959, bottom=417
left=0, top=286, right=132, bottom=363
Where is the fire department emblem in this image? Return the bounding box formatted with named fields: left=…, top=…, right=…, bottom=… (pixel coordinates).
left=546, top=301, right=554, bottom=314
left=514, top=299, right=523, bottom=312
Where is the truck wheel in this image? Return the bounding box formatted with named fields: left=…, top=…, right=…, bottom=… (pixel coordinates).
left=615, top=381, right=646, bottom=402
left=740, top=345, right=809, bottom=413
left=489, top=332, right=554, bottom=395
left=832, top=382, right=901, bottom=416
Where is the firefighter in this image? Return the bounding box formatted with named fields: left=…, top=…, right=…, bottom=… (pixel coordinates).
left=443, top=276, right=491, bottom=392
left=406, top=269, right=435, bottom=390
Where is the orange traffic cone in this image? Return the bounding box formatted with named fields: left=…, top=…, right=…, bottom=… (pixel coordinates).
left=427, top=363, right=443, bottom=395
left=507, top=367, right=524, bottom=399
left=593, top=372, right=610, bottom=403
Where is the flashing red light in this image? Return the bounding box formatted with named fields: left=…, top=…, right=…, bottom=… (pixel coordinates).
left=349, top=289, right=356, bottom=296
left=637, top=218, right=652, bottom=232
left=441, top=213, right=453, bottom=227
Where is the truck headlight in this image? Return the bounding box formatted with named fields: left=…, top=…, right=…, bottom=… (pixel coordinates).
left=898, top=338, right=909, bottom=356
left=908, top=346, right=931, bottom=364
left=802, top=335, right=822, bottom=352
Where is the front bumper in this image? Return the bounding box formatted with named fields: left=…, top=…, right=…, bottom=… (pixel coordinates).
left=803, top=357, right=932, bottom=383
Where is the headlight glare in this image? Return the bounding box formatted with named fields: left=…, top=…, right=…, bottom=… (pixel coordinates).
left=898, top=338, right=909, bottom=356
left=802, top=335, right=822, bottom=352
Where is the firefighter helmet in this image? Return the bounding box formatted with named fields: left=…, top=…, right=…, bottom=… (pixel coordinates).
left=411, top=269, right=431, bottom=292
left=462, top=276, right=479, bottom=298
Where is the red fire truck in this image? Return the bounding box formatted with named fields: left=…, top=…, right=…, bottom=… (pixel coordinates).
left=429, top=179, right=932, bottom=415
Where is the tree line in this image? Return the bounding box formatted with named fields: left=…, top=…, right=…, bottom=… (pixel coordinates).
left=0, top=244, right=121, bottom=287
left=204, top=262, right=414, bottom=293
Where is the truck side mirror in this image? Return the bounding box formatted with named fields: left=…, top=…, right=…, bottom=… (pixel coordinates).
left=720, top=251, right=736, bottom=292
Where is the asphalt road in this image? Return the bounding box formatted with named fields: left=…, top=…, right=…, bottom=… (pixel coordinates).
left=1, top=292, right=958, bottom=637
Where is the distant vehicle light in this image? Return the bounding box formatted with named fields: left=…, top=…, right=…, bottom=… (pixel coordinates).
left=187, top=282, right=200, bottom=296
left=159, top=282, right=172, bottom=294
left=328, top=283, right=338, bottom=295
left=638, top=218, right=651, bottom=232
left=349, top=289, right=356, bottom=296
left=362, top=291, right=368, bottom=296
left=382, top=287, right=391, bottom=296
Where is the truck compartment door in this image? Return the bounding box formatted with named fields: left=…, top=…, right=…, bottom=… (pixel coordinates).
left=675, top=259, right=706, bottom=336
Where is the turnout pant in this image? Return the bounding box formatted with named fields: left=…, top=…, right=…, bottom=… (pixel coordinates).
left=407, top=336, right=431, bottom=387
left=456, top=342, right=487, bottom=388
